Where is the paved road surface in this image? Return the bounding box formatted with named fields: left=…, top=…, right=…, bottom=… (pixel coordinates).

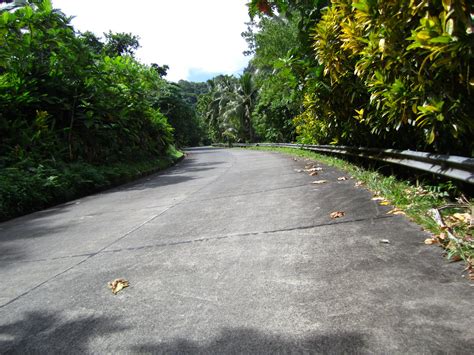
left=0, top=147, right=472, bottom=353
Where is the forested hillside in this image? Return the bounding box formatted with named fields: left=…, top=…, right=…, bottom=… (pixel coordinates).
left=199, top=0, right=473, bottom=157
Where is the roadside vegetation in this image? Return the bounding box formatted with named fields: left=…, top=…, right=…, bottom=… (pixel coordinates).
left=0, top=0, right=200, bottom=220
left=199, top=0, right=473, bottom=158
left=247, top=145, right=473, bottom=279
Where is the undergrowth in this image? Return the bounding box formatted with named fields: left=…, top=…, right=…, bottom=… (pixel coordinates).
left=246, top=146, right=473, bottom=277
left=0, top=146, right=183, bottom=222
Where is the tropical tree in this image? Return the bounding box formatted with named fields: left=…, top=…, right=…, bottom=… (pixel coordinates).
left=200, top=73, right=258, bottom=143
left=103, top=31, right=140, bottom=57
left=242, top=12, right=301, bottom=141
left=201, top=75, right=238, bottom=142
left=222, top=72, right=257, bottom=142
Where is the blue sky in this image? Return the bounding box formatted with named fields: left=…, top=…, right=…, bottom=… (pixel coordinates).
left=187, top=69, right=221, bottom=83
left=52, top=0, right=251, bottom=82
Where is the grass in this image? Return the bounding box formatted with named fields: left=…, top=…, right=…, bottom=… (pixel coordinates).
left=0, top=145, right=184, bottom=222
left=245, top=146, right=473, bottom=277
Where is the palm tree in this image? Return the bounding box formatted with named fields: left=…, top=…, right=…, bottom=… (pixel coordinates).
left=221, top=72, right=257, bottom=142
left=204, top=73, right=258, bottom=142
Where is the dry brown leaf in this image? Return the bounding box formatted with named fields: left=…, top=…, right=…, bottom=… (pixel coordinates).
left=305, top=164, right=314, bottom=169
left=309, top=171, right=318, bottom=176
left=445, top=216, right=461, bottom=228
left=312, top=180, right=328, bottom=184
left=337, top=177, right=348, bottom=181
left=108, top=278, right=129, bottom=295
left=387, top=208, right=405, bottom=215
left=438, top=232, right=447, bottom=241
left=453, top=213, right=471, bottom=224
left=305, top=167, right=322, bottom=172
left=467, top=261, right=474, bottom=280
left=448, top=254, right=462, bottom=262
left=424, top=238, right=437, bottom=245
left=330, top=211, right=345, bottom=219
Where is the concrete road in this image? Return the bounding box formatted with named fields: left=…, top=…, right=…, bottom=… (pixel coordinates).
left=0, top=147, right=472, bottom=354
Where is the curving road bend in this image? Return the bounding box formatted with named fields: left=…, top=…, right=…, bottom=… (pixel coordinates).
left=0, top=147, right=472, bottom=353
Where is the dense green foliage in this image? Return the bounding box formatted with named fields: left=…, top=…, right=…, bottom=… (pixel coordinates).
left=0, top=0, right=198, bottom=219
left=1, top=2, right=174, bottom=164
left=243, top=15, right=301, bottom=142
left=231, top=0, right=474, bottom=156
left=199, top=74, right=257, bottom=143
left=0, top=147, right=182, bottom=221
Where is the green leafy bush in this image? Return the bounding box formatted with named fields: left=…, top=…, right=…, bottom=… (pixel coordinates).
left=296, top=0, right=474, bottom=155
left=246, top=1, right=473, bottom=156
left=0, top=0, right=194, bottom=219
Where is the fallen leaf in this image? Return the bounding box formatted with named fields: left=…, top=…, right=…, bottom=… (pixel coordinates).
left=108, top=278, right=129, bottom=295
left=305, top=167, right=322, bottom=172
left=448, top=254, right=462, bottom=262
left=371, top=196, right=384, bottom=201
left=354, top=181, right=364, bottom=187
left=387, top=208, right=405, bottom=215
left=424, top=238, right=438, bottom=245
left=305, top=164, right=313, bottom=169
left=379, top=201, right=390, bottom=206
left=380, top=239, right=390, bottom=244
left=438, top=232, right=447, bottom=240
left=309, top=171, right=318, bottom=176
left=312, top=180, right=327, bottom=184
left=330, top=211, right=345, bottom=219
left=453, top=213, right=471, bottom=224
left=337, top=177, right=348, bottom=181
left=445, top=216, right=461, bottom=228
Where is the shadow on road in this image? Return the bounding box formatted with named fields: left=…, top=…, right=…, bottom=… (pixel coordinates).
left=132, top=327, right=367, bottom=354
left=1, top=312, right=367, bottom=354
left=119, top=158, right=227, bottom=192
left=0, top=311, right=128, bottom=354
left=0, top=156, right=227, bottom=265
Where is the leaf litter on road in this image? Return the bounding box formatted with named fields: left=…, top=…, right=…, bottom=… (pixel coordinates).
left=337, top=176, right=348, bottom=181
left=372, top=196, right=391, bottom=205
left=330, top=211, right=345, bottom=219
left=108, top=278, right=129, bottom=295
left=312, top=180, right=328, bottom=184
left=387, top=208, right=406, bottom=215
left=305, top=167, right=323, bottom=172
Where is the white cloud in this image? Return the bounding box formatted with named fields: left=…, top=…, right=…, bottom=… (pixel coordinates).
left=52, top=0, right=251, bottom=81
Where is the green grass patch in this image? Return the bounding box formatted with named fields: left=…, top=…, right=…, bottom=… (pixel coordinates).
left=245, top=146, right=473, bottom=274
left=0, top=146, right=184, bottom=222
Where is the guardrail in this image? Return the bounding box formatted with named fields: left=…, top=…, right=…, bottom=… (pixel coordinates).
left=212, top=143, right=474, bottom=184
